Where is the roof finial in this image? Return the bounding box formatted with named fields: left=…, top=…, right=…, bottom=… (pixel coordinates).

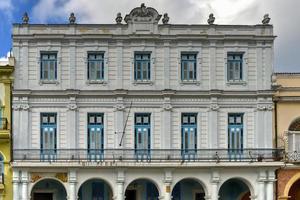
left=69, top=12, right=76, bottom=24
left=207, top=13, right=215, bottom=25
left=262, top=14, right=270, bottom=25
left=22, top=12, right=29, bottom=24
left=115, top=12, right=123, bottom=24
left=162, top=13, right=169, bottom=24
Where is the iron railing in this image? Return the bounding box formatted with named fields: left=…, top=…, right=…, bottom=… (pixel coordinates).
left=13, top=148, right=284, bottom=162
left=0, top=118, right=7, bottom=130
left=286, top=151, right=300, bottom=162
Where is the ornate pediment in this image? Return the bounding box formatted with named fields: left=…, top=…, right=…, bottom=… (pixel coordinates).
left=124, top=3, right=162, bottom=24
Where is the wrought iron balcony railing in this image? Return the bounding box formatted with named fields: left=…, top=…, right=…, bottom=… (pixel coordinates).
left=13, top=148, right=284, bottom=163
left=0, top=118, right=7, bottom=130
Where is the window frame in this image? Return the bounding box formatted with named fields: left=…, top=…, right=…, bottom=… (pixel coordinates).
left=181, top=113, right=198, bottom=152
left=87, top=52, right=105, bottom=81
left=40, top=52, right=58, bottom=81
left=40, top=113, right=57, bottom=154
left=181, top=53, right=198, bottom=81
left=87, top=113, right=104, bottom=152
left=134, top=52, right=151, bottom=82
left=227, top=53, right=244, bottom=82
left=227, top=113, right=244, bottom=150
left=134, top=113, right=151, bottom=155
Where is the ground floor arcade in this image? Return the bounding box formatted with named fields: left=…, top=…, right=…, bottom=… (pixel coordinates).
left=277, top=168, right=300, bottom=200
left=12, top=164, right=278, bottom=200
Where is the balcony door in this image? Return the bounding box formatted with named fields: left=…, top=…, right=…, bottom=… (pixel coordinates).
left=181, top=113, right=197, bottom=159
left=41, top=113, right=57, bottom=160
left=88, top=113, right=104, bottom=160
left=135, top=113, right=151, bottom=159
left=228, top=113, right=243, bottom=159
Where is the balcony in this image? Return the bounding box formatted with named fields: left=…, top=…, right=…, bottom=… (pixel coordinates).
left=0, top=118, right=7, bottom=130
left=13, top=148, right=284, bottom=163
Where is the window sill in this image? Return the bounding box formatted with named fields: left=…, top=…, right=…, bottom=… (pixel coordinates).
left=180, top=80, right=200, bottom=85
left=133, top=80, right=153, bottom=85
left=39, top=80, right=59, bottom=85
left=86, top=80, right=107, bottom=85
left=226, top=80, right=247, bottom=86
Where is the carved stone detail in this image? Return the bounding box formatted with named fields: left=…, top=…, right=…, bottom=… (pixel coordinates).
left=55, top=173, right=68, bottom=183
left=210, top=104, right=219, bottom=111
left=115, top=13, right=123, bottom=24
left=207, top=13, right=215, bottom=25
left=162, top=97, right=172, bottom=111
left=162, top=13, right=169, bottom=24
left=67, top=97, right=77, bottom=110
left=262, top=14, right=270, bottom=25
left=124, top=3, right=162, bottom=24
left=31, top=174, right=42, bottom=183
left=22, top=12, right=29, bottom=24
left=69, top=13, right=76, bottom=24
left=257, top=104, right=273, bottom=111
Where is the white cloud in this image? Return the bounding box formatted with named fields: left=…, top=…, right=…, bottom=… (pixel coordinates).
left=0, top=0, right=13, bottom=19
left=30, top=0, right=300, bottom=72
left=0, top=51, right=12, bottom=62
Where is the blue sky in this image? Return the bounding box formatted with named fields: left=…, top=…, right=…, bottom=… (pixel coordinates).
left=0, top=0, right=299, bottom=72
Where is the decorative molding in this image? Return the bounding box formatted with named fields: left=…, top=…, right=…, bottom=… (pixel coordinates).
left=124, top=3, right=161, bottom=24
left=55, top=173, right=68, bottom=183
left=31, top=173, right=42, bottom=183
left=257, top=104, right=273, bottom=111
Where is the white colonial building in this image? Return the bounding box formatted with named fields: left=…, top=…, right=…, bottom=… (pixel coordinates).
left=12, top=4, right=282, bottom=200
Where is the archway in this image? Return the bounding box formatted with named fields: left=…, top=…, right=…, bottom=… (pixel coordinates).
left=287, top=117, right=300, bottom=151
left=171, top=178, right=206, bottom=200
left=218, top=178, right=251, bottom=200
left=31, top=178, right=67, bottom=200
left=125, top=179, right=159, bottom=200
left=288, top=178, right=300, bottom=200
left=78, top=178, right=113, bottom=200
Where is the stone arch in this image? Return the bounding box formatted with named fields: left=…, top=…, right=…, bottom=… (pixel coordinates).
left=288, top=117, right=300, bottom=131
left=77, top=178, right=114, bottom=200
left=283, top=172, right=300, bottom=197
left=124, top=177, right=162, bottom=197
left=218, top=177, right=254, bottom=200
left=124, top=178, right=161, bottom=200
left=172, top=176, right=209, bottom=195
left=171, top=177, right=209, bottom=199
left=30, top=178, right=68, bottom=200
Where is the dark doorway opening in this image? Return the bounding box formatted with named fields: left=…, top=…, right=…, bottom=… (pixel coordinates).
left=125, top=189, right=136, bottom=200
left=33, top=193, right=53, bottom=200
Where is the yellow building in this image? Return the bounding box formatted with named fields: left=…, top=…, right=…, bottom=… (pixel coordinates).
left=274, top=73, right=300, bottom=200
left=0, top=57, right=14, bottom=200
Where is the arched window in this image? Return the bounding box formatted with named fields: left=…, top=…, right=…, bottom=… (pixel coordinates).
left=288, top=117, right=300, bottom=152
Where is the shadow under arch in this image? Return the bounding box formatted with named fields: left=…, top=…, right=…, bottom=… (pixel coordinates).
left=124, top=178, right=160, bottom=200
left=171, top=177, right=207, bottom=200
left=288, top=116, right=300, bottom=131
left=283, top=172, right=300, bottom=198
left=30, top=178, right=67, bottom=200
left=77, top=178, right=114, bottom=200
left=218, top=177, right=253, bottom=200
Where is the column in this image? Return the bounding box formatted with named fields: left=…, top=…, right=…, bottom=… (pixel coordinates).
left=13, top=169, right=20, bottom=200
left=256, top=104, right=265, bottom=148
left=69, top=41, right=76, bottom=88
left=208, top=98, right=219, bottom=149
left=114, top=97, right=125, bottom=148
left=116, top=41, right=123, bottom=89
left=21, top=171, right=28, bottom=200
left=67, top=96, right=78, bottom=149
left=257, top=170, right=266, bottom=200
left=266, top=170, right=276, bottom=200
left=20, top=97, right=30, bottom=149
left=210, top=171, right=220, bottom=200
left=69, top=170, right=77, bottom=200
left=163, top=170, right=173, bottom=200
left=163, top=42, right=170, bottom=89
left=209, top=41, right=216, bottom=90
left=116, top=169, right=125, bottom=200
left=162, top=96, right=172, bottom=149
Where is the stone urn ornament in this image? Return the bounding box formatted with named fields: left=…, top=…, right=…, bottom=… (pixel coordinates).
left=69, top=12, right=76, bottom=24
left=207, top=13, right=215, bottom=25
left=22, top=12, right=29, bottom=24
left=262, top=14, right=270, bottom=25
left=162, top=13, right=169, bottom=24
left=115, top=12, right=123, bottom=24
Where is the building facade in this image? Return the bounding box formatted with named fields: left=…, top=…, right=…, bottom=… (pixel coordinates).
left=0, top=57, right=14, bottom=200
left=12, top=4, right=282, bottom=200
left=273, top=73, right=300, bottom=200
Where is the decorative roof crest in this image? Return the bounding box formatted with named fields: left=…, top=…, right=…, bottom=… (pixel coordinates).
left=124, top=3, right=162, bottom=24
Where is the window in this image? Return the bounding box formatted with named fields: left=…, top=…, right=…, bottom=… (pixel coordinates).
left=228, top=113, right=243, bottom=159
left=40, top=113, right=57, bottom=159
left=87, top=52, right=104, bottom=81
left=181, top=113, right=197, bottom=158
left=87, top=113, right=104, bottom=160
left=227, top=53, right=243, bottom=81
left=135, top=113, right=151, bottom=159
left=40, top=52, right=57, bottom=81
left=0, top=154, right=3, bottom=184
left=181, top=53, right=197, bottom=81
left=134, top=53, right=151, bottom=81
